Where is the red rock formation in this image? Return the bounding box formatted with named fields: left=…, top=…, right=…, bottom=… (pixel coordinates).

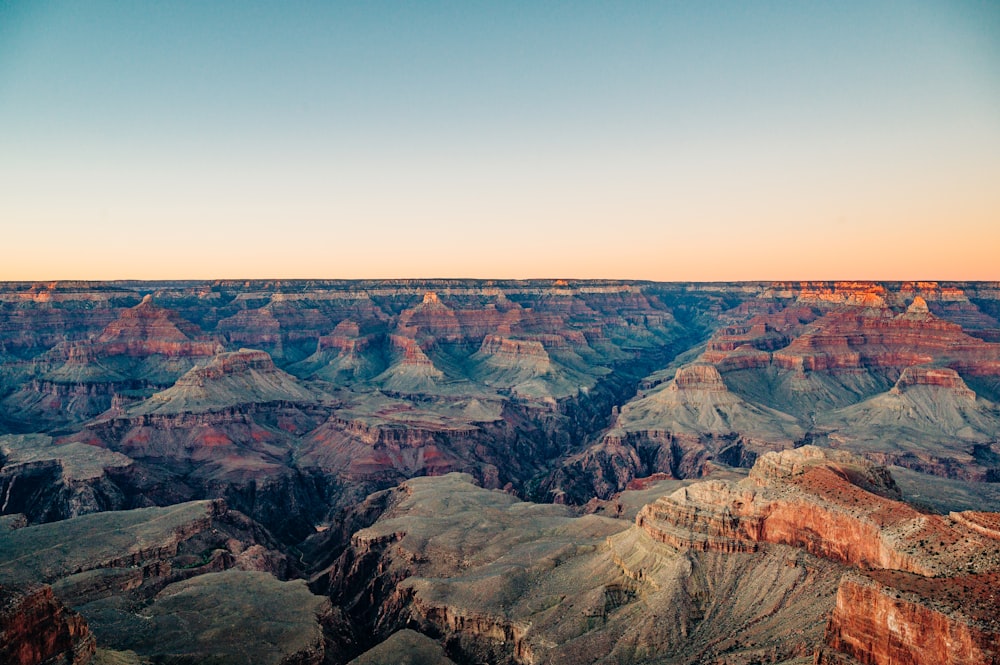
left=796, top=282, right=889, bottom=308
left=395, top=293, right=464, bottom=342
left=388, top=335, right=436, bottom=367
left=477, top=335, right=550, bottom=362
left=298, top=411, right=513, bottom=494
left=671, top=363, right=729, bottom=391
left=69, top=296, right=220, bottom=359
left=181, top=348, right=274, bottom=381
left=317, top=320, right=369, bottom=352
left=215, top=298, right=344, bottom=359
left=891, top=365, right=976, bottom=397
left=949, top=511, right=1000, bottom=539
left=637, top=447, right=1000, bottom=576
left=635, top=447, right=1000, bottom=665
left=637, top=472, right=927, bottom=572
left=44, top=300, right=220, bottom=362
left=0, top=584, right=95, bottom=665
left=217, top=306, right=282, bottom=347
left=772, top=303, right=1000, bottom=376
left=818, top=572, right=1000, bottom=665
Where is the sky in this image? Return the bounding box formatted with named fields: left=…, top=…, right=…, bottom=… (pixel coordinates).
left=1, top=1, right=998, bottom=281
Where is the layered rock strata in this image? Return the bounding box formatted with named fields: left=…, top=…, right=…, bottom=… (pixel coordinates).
left=0, top=583, right=95, bottom=665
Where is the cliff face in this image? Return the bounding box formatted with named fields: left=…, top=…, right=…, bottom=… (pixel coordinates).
left=631, top=447, right=1000, bottom=665
left=819, top=573, right=1000, bottom=665
left=0, top=498, right=338, bottom=664
left=635, top=448, right=930, bottom=573
left=0, top=434, right=134, bottom=524
left=769, top=298, right=1000, bottom=376
left=317, top=472, right=847, bottom=665
left=638, top=447, right=1000, bottom=575
left=0, top=584, right=95, bottom=665
left=702, top=291, right=1000, bottom=391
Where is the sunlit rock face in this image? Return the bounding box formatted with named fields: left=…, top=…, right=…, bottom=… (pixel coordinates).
left=818, top=572, right=1000, bottom=665
left=0, top=583, right=95, bottom=665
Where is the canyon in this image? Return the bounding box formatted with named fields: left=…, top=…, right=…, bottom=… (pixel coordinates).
left=1, top=279, right=999, bottom=664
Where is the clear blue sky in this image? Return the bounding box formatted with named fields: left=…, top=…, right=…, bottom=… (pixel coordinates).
left=2, top=1, right=998, bottom=279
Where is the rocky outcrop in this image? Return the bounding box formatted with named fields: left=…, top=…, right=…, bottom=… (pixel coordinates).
left=93, top=296, right=217, bottom=355
left=296, top=399, right=555, bottom=507
left=0, top=298, right=221, bottom=426
left=288, top=321, right=386, bottom=385
left=386, top=335, right=438, bottom=369
left=549, top=364, right=804, bottom=501
left=41, top=297, right=220, bottom=366
left=629, top=447, right=1000, bottom=665
left=0, top=583, right=95, bottom=665
left=215, top=298, right=345, bottom=362
left=126, top=349, right=317, bottom=415
left=796, top=282, right=889, bottom=308
left=0, top=500, right=293, bottom=605
left=637, top=447, right=1000, bottom=576
left=346, top=629, right=456, bottom=665
left=395, top=293, right=464, bottom=343
left=318, top=472, right=847, bottom=665
left=94, top=571, right=334, bottom=665
left=0, top=435, right=134, bottom=523
left=404, top=592, right=534, bottom=665
left=818, top=572, right=1000, bottom=665
left=815, top=366, right=1000, bottom=481
left=477, top=335, right=550, bottom=364
left=891, top=365, right=975, bottom=395
left=0, top=284, right=135, bottom=360
left=0, top=501, right=310, bottom=664
left=771, top=303, right=1000, bottom=375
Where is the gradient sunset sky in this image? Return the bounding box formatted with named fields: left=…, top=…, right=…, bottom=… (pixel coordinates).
left=1, top=1, right=998, bottom=281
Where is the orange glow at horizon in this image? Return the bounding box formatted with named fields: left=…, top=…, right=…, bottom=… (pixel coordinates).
left=2, top=2, right=998, bottom=281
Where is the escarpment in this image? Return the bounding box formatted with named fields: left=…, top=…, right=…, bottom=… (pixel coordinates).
left=636, top=447, right=1000, bottom=665
left=0, top=583, right=95, bottom=665
left=636, top=447, right=929, bottom=572
left=816, top=572, right=1000, bottom=665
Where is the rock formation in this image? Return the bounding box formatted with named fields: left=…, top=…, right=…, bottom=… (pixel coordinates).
left=125, top=348, right=317, bottom=416
left=0, top=434, right=133, bottom=523
left=1, top=279, right=999, bottom=663
left=0, top=583, right=95, bottom=665
left=316, top=471, right=845, bottom=664
left=815, top=366, right=1000, bottom=480
left=0, top=500, right=329, bottom=663
left=0, top=297, right=221, bottom=427
left=549, top=363, right=805, bottom=501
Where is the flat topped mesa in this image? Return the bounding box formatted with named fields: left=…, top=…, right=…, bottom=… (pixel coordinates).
left=422, top=291, right=440, bottom=304
left=186, top=348, right=278, bottom=380
left=891, top=365, right=975, bottom=396
left=669, top=363, right=729, bottom=392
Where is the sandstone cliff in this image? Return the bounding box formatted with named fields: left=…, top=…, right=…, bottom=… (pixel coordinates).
left=0, top=583, right=95, bottom=665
